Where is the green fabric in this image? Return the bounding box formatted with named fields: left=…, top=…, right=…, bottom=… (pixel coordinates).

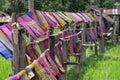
left=35, top=44, right=42, bottom=55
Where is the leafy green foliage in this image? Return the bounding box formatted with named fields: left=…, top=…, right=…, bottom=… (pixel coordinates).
left=0, top=0, right=118, bottom=14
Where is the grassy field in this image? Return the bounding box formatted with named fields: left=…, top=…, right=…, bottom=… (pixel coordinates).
left=0, top=41, right=120, bottom=80
left=68, top=41, right=120, bottom=80
left=0, top=56, right=11, bottom=80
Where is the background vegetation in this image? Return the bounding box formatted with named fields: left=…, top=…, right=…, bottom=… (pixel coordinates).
left=0, top=0, right=117, bottom=15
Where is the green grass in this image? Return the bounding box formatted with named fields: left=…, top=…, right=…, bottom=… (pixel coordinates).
left=1, top=41, right=120, bottom=80
left=0, top=56, right=11, bottom=80
left=68, top=41, right=120, bottom=80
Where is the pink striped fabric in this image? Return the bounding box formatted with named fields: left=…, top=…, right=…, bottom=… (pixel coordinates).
left=18, top=14, right=46, bottom=39
left=5, top=23, right=13, bottom=31
left=0, top=25, right=12, bottom=41
left=41, top=11, right=57, bottom=28
left=77, top=13, right=89, bottom=24
left=17, top=17, right=38, bottom=39
left=45, top=12, right=59, bottom=27
left=44, top=49, right=62, bottom=77
left=29, top=9, right=39, bottom=23
left=7, top=74, right=20, bottom=80
left=37, top=57, right=57, bottom=80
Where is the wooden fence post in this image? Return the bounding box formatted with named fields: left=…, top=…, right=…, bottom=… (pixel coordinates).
left=12, top=28, right=26, bottom=80
left=60, top=39, right=68, bottom=80
left=81, top=23, right=86, bottom=62
left=28, top=0, right=34, bottom=11
left=113, top=21, right=117, bottom=46
left=99, top=8, right=105, bottom=53
left=49, top=35, right=55, bottom=61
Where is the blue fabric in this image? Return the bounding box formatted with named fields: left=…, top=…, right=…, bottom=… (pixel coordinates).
left=69, top=29, right=73, bottom=35
left=85, top=28, right=90, bottom=41
left=26, top=12, right=32, bottom=19
left=0, top=42, right=12, bottom=59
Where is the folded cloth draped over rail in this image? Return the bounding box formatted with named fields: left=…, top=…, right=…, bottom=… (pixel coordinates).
left=32, top=60, right=52, bottom=80
left=96, top=26, right=103, bottom=38
left=5, top=23, right=13, bottom=31
left=35, top=10, right=49, bottom=30
left=57, top=29, right=81, bottom=54
left=7, top=73, right=20, bottom=80
left=45, top=12, right=60, bottom=27
left=51, top=12, right=67, bottom=27
left=64, top=12, right=83, bottom=23
left=17, top=17, right=38, bottom=39
left=37, top=57, right=57, bottom=80
left=26, top=45, right=38, bottom=61
left=86, top=13, right=96, bottom=22
left=0, top=24, right=12, bottom=41
left=0, top=42, right=12, bottom=59
left=21, top=14, right=46, bottom=36
left=77, top=13, right=89, bottom=24
left=7, top=70, right=30, bottom=80
left=86, top=28, right=96, bottom=41
left=55, top=12, right=73, bottom=23
left=81, top=13, right=93, bottom=23
left=27, top=9, right=39, bottom=23
left=0, top=30, right=13, bottom=51
left=37, top=37, right=49, bottom=53
left=17, top=14, right=46, bottom=39
left=41, top=49, right=62, bottom=77
left=41, top=11, right=57, bottom=28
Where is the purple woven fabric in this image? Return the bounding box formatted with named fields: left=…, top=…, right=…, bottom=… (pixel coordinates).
left=29, top=9, right=39, bottom=23
left=21, top=14, right=46, bottom=36
left=0, top=25, right=12, bottom=41
left=44, top=49, right=62, bottom=77
left=7, top=74, right=20, bottom=80
left=41, top=11, right=57, bottom=28
left=37, top=57, right=57, bottom=80
left=17, top=17, right=38, bottom=39
left=86, top=28, right=96, bottom=41
left=77, top=13, right=89, bottom=24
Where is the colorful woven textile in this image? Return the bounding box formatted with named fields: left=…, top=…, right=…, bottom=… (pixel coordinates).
left=35, top=10, right=49, bottom=30
left=0, top=42, right=12, bottom=59
left=51, top=12, right=67, bottom=27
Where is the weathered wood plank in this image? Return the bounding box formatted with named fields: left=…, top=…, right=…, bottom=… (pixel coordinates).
left=60, top=39, right=68, bottom=80
left=12, top=29, right=20, bottom=74
left=81, top=23, right=86, bottom=62
left=28, top=0, right=34, bottom=11
left=91, top=8, right=114, bottom=24
left=49, top=35, right=55, bottom=61
left=12, top=28, right=26, bottom=80
left=112, top=21, right=117, bottom=46
left=99, top=8, right=105, bottom=53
